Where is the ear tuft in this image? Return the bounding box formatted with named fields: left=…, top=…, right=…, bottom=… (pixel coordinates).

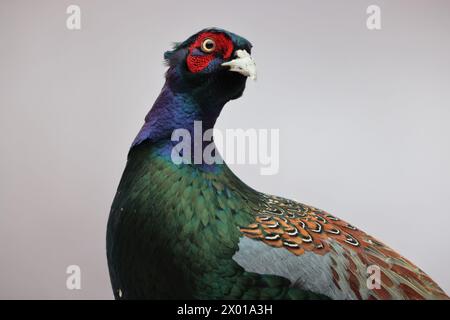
left=163, top=31, right=204, bottom=66
left=164, top=42, right=181, bottom=64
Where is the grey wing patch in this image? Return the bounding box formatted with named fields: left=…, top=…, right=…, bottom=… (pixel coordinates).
left=232, top=236, right=357, bottom=300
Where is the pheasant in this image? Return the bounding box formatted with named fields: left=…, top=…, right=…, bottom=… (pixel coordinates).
left=106, top=28, right=448, bottom=300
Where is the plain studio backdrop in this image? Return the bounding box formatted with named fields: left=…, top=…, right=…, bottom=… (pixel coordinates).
left=1, top=0, right=449, bottom=299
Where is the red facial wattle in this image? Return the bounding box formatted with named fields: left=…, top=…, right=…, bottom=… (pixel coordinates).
left=186, top=32, right=234, bottom=73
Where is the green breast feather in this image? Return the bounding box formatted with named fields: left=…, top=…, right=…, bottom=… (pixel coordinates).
left=107, top=140, right=329, bottom=299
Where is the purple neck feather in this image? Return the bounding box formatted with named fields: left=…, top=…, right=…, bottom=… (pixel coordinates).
left=132, top=81, right=225, bottom=148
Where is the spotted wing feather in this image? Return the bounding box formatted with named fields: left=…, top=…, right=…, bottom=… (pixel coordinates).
left=237, top=194, right=448, bottom=300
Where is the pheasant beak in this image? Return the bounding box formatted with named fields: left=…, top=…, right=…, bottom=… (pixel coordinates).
left=221, top=49, right=257, bottom=80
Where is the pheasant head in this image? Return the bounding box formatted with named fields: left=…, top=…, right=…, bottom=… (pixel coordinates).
left=164, top=28, right=255, bottom=104
left=133, top=28, right=255, bottom=146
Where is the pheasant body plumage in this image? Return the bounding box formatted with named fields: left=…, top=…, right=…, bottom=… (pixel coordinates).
left=108, top=140, right=328, bottom=299
left=106, top=28, right=448, bottom=300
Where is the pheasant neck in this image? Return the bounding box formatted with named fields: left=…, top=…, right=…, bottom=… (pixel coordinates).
left=132, top=83, right=226, bottom=159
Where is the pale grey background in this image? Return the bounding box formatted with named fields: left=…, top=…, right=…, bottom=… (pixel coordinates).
left=0, top=0, right=449, bottom=299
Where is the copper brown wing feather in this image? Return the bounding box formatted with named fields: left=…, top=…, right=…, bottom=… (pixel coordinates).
left=239, top=194, right=449, bottom=300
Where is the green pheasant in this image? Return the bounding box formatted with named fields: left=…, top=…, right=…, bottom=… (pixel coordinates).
left=106, top=28, right=448, bottom=300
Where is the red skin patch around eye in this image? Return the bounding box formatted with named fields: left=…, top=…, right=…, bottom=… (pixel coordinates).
left=187, top=32, right=234, bottom=73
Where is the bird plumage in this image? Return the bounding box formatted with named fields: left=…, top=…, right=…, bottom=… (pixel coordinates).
left=106, top=28, right=448, bottom=300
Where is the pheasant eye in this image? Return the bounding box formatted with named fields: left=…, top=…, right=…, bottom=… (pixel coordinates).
left=201, top=38, right=216, bottom=53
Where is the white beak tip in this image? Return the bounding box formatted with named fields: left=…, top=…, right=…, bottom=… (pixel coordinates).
left=221, top=49, right=257, bottom=81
